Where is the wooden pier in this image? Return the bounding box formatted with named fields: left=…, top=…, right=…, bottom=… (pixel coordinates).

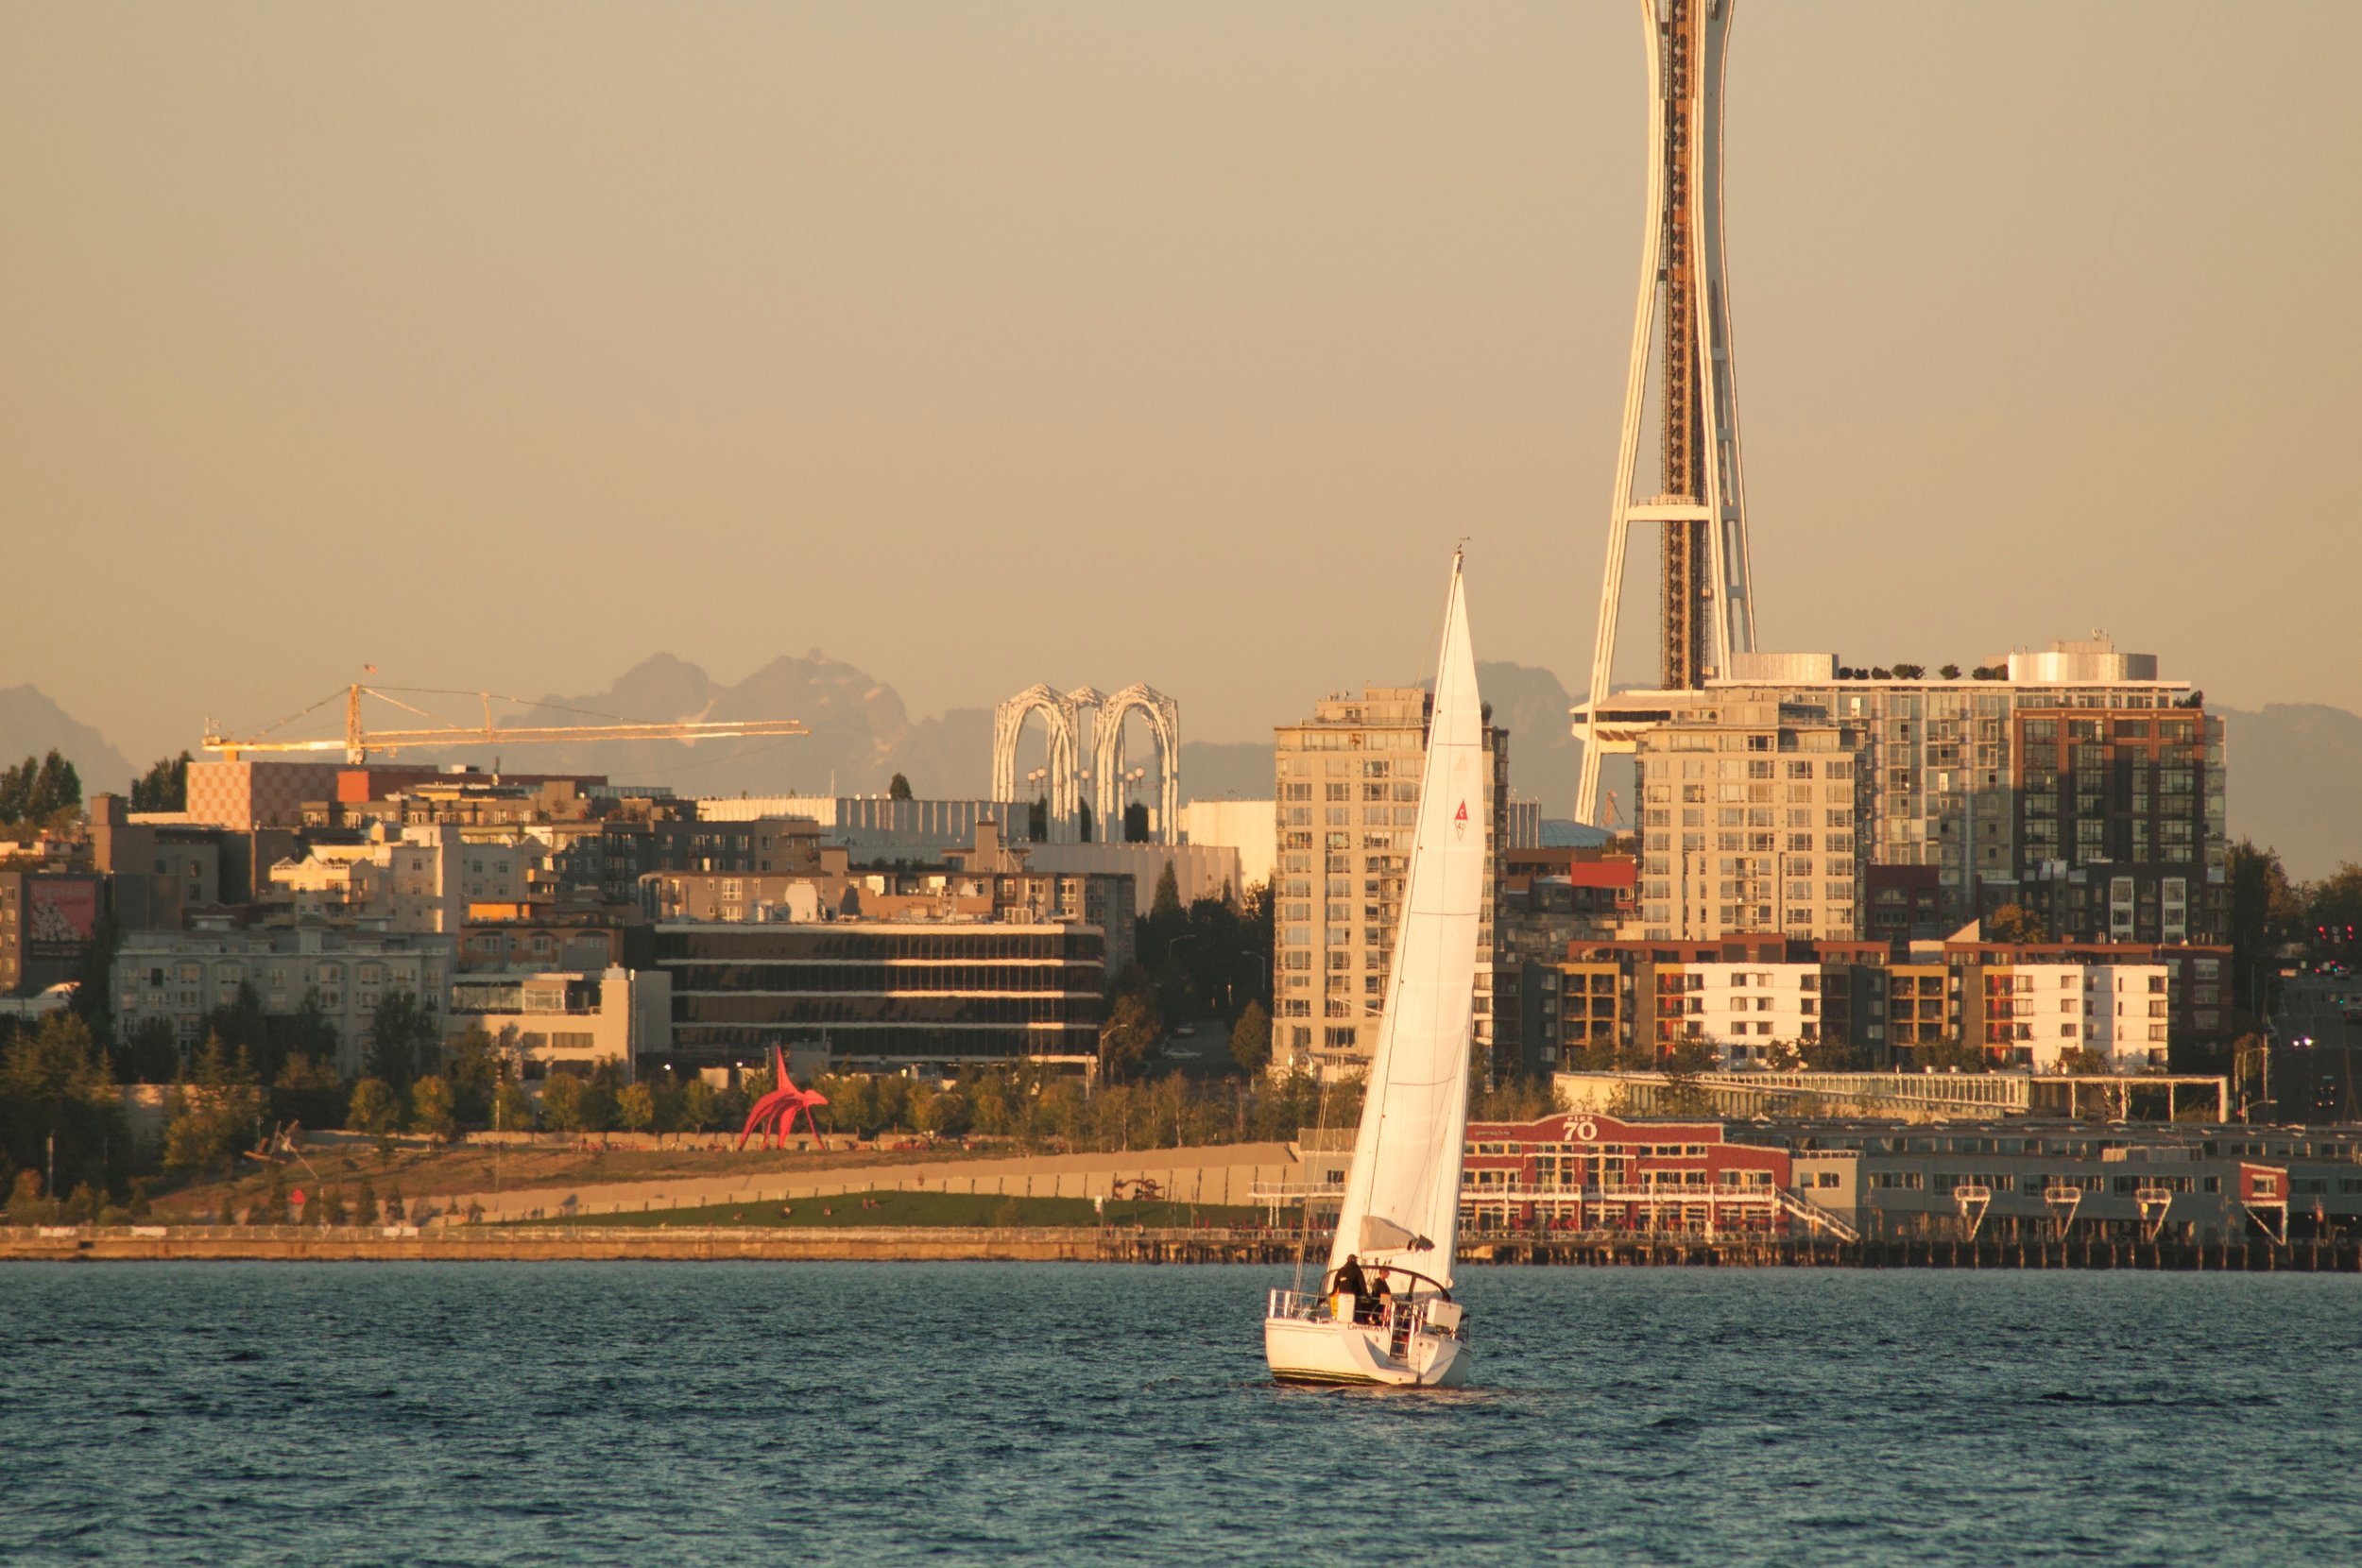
left=3, top=1226, right=2356, bottom=1270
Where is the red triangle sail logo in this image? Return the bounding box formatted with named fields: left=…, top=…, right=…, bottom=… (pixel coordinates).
left=1453, top=801, right=1468, bottom=823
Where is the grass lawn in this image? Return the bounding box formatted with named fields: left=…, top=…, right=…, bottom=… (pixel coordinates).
left=513, top=1189, right=1292, bottom=1230
left=143, top=1140, right=1004, bottom=1223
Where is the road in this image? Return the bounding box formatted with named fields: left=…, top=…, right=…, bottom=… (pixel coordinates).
left=2275, top=974, right=2362, bottom=1120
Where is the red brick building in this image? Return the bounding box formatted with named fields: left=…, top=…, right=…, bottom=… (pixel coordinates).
left=1462, top=1111, right=1795, bottom=1235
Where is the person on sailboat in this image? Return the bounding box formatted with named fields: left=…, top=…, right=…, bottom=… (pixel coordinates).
left=1361, top=1270, right=1392, bottom=1326
left=1328, top=1253, right=1370, bottom=1314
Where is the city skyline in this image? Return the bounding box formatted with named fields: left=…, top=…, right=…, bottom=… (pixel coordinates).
left=4, top=3, right=2357, bottom=767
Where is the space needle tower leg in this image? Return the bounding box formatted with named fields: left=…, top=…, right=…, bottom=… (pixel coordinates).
left=1578, top=0, right=1757, bottom=827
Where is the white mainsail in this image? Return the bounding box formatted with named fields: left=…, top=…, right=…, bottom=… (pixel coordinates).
left=1326, top=553, right=1483, bottom=1292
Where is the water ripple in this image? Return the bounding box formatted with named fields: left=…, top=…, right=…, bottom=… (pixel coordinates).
left=0, top=1264, right=2353, bottom=1565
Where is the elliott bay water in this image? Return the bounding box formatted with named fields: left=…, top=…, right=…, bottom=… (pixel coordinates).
left=2, top=1263, right=2355, bottom=1565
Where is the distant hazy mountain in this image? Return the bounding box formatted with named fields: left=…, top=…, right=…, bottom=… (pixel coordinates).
left=2219, top=703, right=2362, bottom=880
left=52, top=652, right=2353, bottom=876
left=0, top=686, right=138, bottom=796
left=476, top=652, right=983, bottom=799
left=465, top=652, right=1627, bottom=819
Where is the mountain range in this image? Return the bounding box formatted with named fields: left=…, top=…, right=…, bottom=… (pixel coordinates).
left=7, top=663, right=2355, bottom=878
left=471, top=652, right=1616, bottom=816
left=0, top=686, right=137, bottom=797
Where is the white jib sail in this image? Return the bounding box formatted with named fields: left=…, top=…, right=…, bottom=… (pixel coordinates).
left=1326, top=552, right=1483, bottom=1294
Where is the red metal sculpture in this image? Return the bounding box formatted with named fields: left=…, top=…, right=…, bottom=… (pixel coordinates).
left=736, top=1046, right=830, bottom=1151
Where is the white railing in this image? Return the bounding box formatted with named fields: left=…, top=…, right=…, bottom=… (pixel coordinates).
left=1265, top=1287, right=1467, bottom=1344
left=1772, top=1186, right=1862, bottom=1243
left=1460, top=1184, right=1782, bottom=1206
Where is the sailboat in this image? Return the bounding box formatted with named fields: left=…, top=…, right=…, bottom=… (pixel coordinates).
left=1263, top=551, right=1482, bottom=1389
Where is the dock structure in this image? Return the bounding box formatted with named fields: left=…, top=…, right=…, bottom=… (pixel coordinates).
left=5, top=1220, right=2358, bottom=1271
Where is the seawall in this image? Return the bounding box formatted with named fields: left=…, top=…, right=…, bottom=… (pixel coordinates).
left=7, top=1227, right=2360, bottom=1270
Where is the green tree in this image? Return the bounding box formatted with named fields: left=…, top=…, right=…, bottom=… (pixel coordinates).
left=2225, top=839, right=2304, bottom=1016
left=114, top=1017, right=182, bottom=1084
left=65, top=912, right=123, bottom=1056
left=1799, top=1035, right=1861, bottom=1072
left=491, top=1077, right=535, bottom=1134
left=887, top=773, right=914, bottom=801
left=260, top=1165, right=290, bottom=1225
left=616, top=1082, right=656, bottom=1133
left=365, top=992, right=440, bottom=1091
left=9, top=1167, right=47, bottom=1221
left=2308, top=863, right=2362, bottom=958
left=1, top=1012, right=124, bottom=1194
left=1473, top=1072, right=1559, bottom=1122
left=871, top=1074, right=914, bottom=1133
left=1658, top=1039, right=1719, bottom=1116
left=346, top=1077, right=402, bottom=1136
left=265, top=993, right=340, bottom=1083
left=677, top=1077, right=719, bottom=1133
left=162, top=1036, right=264, bottom=1176
left=355, top=1180, right=381, bottom=1226
left=129, top=751, right=194, bottom=812
left=647, top=1075, right=684, bottom=1137
left=1984, top=904, right=2051, bottom=945
left=814, top=1073, right=870, bottom=1137
left=317, top=1186, right=349, bottom=1226
left=916, top=1087, right=973, bottom=1139
left=409, top=1074, right=456, bottom=1141
left=1151, top=861, right=1182, bottom=921
left=1228, top=999, right=1272, bottom=1075
left=1915, top=1036, right=1990, bottom=1073
left=0, top=750, right=81, bottom=826
left=1099, top=990, right=1161, bottom=1082
left=270, top=1050, right=349, bottom=1136
left=579, top=1063, right=621, bottom=1133
left=199, top=983, right=272, bottom=1079
left=539, top=1072, right=585, bottom=1133
left=443, top=1025, right=518, bottom=1127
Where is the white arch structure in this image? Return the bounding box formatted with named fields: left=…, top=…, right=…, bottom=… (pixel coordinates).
left=1092, top=684, right=1180, bottom=848
left=991, top=685, right=1085, bottom=842
left=991, top=682, right=1180, bottom=844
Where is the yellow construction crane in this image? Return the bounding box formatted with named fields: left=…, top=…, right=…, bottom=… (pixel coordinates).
left=204, top=683, right=807, bottom=764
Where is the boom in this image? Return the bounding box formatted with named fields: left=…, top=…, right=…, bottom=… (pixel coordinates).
left=203, top=684, right=807, bottom=764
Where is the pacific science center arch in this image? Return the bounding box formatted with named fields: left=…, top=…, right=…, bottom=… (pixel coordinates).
left=990, top=683, right=1180, bottom=845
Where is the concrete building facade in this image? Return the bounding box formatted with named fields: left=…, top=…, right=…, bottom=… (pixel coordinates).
left=0, top=872, right=102, bottom=996
left=1584, top=637, right=2228, bottom=941
left=1518, top=934, right=2225, bottom=1075
left=446, top=964, right=670, bottom=1082
left=1179, top=799, right=1276, bottom=894
left=111, top=927, right=454, bottom=1076
left=648, top=920, right=1112, bottom=1073
left=1272, top=686, right=1509, bottom=1081
left=636, top=821, right=1137, bottom=981
left=1630, top=701, right=1871, bottom=942
left=265, top=825, right=539, bottom=933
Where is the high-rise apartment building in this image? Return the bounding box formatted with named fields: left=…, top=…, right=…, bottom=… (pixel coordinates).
left=1630, top=701, right=1871, bottom=942
left=1583, top=637, right=2227, bottom=941
left=1272, top=687, right=1508, bottom=1082
left=2008, top=707, right=2219, bottom=945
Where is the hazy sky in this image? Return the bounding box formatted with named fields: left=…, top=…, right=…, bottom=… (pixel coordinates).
left=4, top=2, right=2356, bottom=767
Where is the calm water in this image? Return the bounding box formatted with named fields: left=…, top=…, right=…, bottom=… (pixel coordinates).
left=2, top=1263, right=2356, bottom=1565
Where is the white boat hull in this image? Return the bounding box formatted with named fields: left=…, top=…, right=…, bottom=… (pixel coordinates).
left=1263, top=1314, right=1469, bottom=1389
